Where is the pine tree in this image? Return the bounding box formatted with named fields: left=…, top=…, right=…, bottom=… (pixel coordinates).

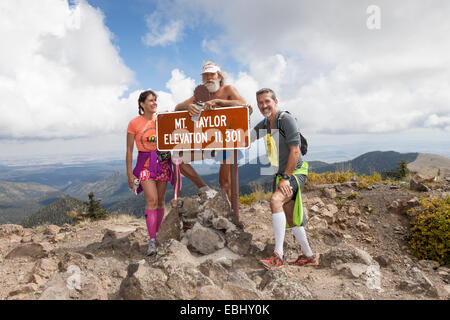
left=83, top=192, right=109, bottom=221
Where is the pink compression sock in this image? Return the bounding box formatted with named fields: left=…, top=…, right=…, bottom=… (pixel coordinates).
left=156, top=208, right=165, bottom=232
left=144, top=209, right=158, bottom=239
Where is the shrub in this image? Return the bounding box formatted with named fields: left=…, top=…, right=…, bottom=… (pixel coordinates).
left=385, top=159, right=409, bottom=180
left=407, top=197, right=450, bottom=265
left=239, top=185, right=272, bottom=206
left=73, top=192, right=110, bottom=223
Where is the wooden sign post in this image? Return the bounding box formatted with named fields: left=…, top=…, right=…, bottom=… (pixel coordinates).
left=156, top=106, right=250, bottom=222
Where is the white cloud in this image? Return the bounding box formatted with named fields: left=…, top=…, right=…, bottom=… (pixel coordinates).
left=0, top=0, right=139, bottom=139
left=148, top=0, right=450, bottom=134
left=142, top=12, right=184, bottom=47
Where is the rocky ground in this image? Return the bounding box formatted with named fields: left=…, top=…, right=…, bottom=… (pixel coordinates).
left=0, top=175, right=449, bottom=300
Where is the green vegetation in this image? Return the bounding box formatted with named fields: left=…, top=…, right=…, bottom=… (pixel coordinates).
left=72, top=192, right=110, bottom=223
left=21, top=197, right=84, bottom=228
left=385, top=159, right=410, bottom=180
left=407, top=197, right=450, bottom=265
left=239, top=185, right=272, bottom=206
left=307, top=170, right=382, bottom=189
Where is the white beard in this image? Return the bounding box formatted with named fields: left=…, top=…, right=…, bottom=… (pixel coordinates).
left=204, top=79, right=220, bottom=93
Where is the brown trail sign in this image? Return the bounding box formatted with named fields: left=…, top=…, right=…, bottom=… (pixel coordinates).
left=156, top=106, right=250, bottom=222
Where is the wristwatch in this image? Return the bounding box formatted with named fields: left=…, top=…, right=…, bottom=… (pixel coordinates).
left=281, top=174, right=290, bottom=180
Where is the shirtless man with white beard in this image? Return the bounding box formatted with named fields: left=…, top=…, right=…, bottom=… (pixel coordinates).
left=174, top=61, right=252, bottom=200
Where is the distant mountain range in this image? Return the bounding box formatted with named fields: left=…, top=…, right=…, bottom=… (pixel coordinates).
left=0, top=150, right=443, bottom=227
left=21, top=197, right=84, bottom=228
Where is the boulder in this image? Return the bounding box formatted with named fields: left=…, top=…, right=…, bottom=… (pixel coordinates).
left=153, top=239, right=199, bottom=270
left=323, top=187, right=337, bottom=199
left=398, top=267, right=439, bottom=297
left=198, top=260, right=229, bottom=287
left=211, top=217, right=236, bottom=232
left=195, top=285, right=232, bottom=300
left=347, top=206, right=361, bottom=216
left=119, top=260, right=172, bottom=300
left=305, top=216, right=328, bottom=231
left=410, top=178, right=430, bottom=192
left=38, top=273, right=72, bottom=300
left=319, top=245, right=374, bottom=268
left=186, top=223, right=225, bottom=255
left=260, top=269, right=313, bottom=300
left=308, top=197, right=325, bottom=207
left=166, top=265, right=214, bottom=299
left=44, top=225, right=61, bottom=236
left=207, top=190, right=233, bottom=219
left=0, top=224, right=24, bottom=237
left=5, top=243, right=47, bottom=260
left=225, top=230, right=253, bottom=255
left=197, top=247, right=241, bottom=268
left=8, top=284, right=38, bottom=297
left=157, top=207, right=182, bottom=243
left=178, top=197, right=200, bottom=219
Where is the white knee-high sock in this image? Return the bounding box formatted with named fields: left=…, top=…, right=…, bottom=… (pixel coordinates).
left=272, top=212, right=286, bottom=259
left=292, top=226, right=313, bottom=257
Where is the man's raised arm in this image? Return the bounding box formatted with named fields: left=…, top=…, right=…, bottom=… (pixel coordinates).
left=175, top=96, right=195, bottom=111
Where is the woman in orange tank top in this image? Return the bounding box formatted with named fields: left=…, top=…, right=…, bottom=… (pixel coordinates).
left=126, top=90, right=173, bottom=256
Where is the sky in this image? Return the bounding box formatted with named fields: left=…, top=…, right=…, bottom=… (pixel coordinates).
left=0, top=0, right=449, bottom=165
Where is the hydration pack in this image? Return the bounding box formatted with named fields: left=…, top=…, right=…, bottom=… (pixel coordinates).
left=262, top=110, right=308, bottom=156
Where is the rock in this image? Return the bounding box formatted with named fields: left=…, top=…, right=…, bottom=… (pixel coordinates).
left=0, top=224, right=24, bottom=237
left=166, top=266, right=214, bottom=299
left=347, top=206, right=361, bottom=216
left=38, top=273, right=72, bottom=300
left=336, top=263, right=368, bottom=279
left=157, top=207, right=182, bottom=244
left=308, top=197, right=325, bottom=207
left=8, top=283, right=38, bottom=297
left=417, top=260, right=440, bottom=271
left=319, top=245, right=374, bottom=268
left=119, top=260, right=172, bottom=300
left=437, top=285, right=450, bottom=298
left=79, top=274, right=107, bottom=300
left=211, top=217, right=236, bottom=232
left=207, top=190, right=232, bottom=218
left=323, top=188, right=337, bottom=199
left=153, top=239, right=199, bottom=270
left=260, top=269, right=313, bottom=300
left=398, top=267, right=439, bottom=297
left=410, top=178, right=430, bottom=192
left=195, top=285, right=232, bottom=299
left=186, top=223, right=225, bottom=255
left=44, top=225, right=61, bottom=236
left=321, top=207, right=337, bottom=225
left=309, top=205, right=322, bottom=215
left=225, top=230, right=253, bottom=255
left=318, top=229, right=342, bottom=246
left=198, top=260, right=229, bottom=286
left=415, top=173, right=436, bottom=183
left=86, top=228, right=145, bottom=257
left=28, top=258, right=59, bottom=285
left=197, top=247, right=241, bottom=268
left=356, top=221, right=370, bottom=232
left=222, top=282, right=264, bottom=299
left=178, top=197, right=200, bottom=219
left=374, top=255, right=391, bottom=268
left=21, top=235, right=33, bottom=243
left=305, top=216, right=328, bottom=230
left=5, top=243, right=47, bottom=260
left=227, top=270, right=257, bottom=291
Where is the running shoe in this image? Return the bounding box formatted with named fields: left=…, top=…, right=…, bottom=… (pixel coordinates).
left=146, top=238, right=157, bottom=256
left=260, top=251, right=284, bottom=269
left=288, top=254, right=318, bottom=267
